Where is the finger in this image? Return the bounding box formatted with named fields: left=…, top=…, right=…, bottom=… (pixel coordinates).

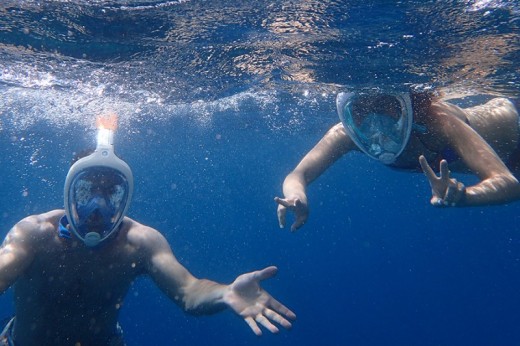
left=291, top=200, right=306, bottom=232
left=264, top=308, right=293, bottom=329
left=268, top=297, right=297, bottom=320
left=255, top=314, right=279, bottom=334
left=439, top=160, right=450, bottom=181
left=445, top=181, right=465, bottom=206
left=274, top=197, right=292, bottom=208
left=254, top=266, right=278, bottom=281
left=419, top=155, right=437, bottom=181
left=431, top=196, right=445, bottom=207
left=443, top=181, right=458, bottom=204
left=244, top=316, right=262, bottom=336
left=291, top=215, right=306, bottom=232
left=291, top=218, right=305, bottom=232
left=276, top=204, right=286, bottom=228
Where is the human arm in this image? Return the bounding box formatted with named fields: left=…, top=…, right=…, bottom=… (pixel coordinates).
left=144, top=228, right=296, bottom=335
left=0, top=216, right=41, bottom=294
left=419, top=101, right=520, bottom=206
left=275, top=122, right=355, bottom=231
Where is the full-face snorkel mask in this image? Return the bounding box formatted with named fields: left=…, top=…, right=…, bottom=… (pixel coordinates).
left=64, top=114, right=134, bottom=247
left=337, top=91, right=414, bottom=164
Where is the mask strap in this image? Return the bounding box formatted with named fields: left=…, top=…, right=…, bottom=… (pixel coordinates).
left=58, top=215, right=72, bottom=239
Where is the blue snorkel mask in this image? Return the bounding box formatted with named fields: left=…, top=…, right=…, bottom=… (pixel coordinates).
left=337, top=91, right=414, bottom=164
left=64, top=114, right=134, bottom=247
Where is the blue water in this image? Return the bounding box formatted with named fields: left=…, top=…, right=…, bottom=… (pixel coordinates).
left=1, top=1, right=520, bottom=345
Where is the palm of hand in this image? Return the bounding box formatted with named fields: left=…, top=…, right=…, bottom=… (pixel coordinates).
left=274, top=196, right=309, bottom=231
left=223, top=266, right=296, bottom=335
left=226, top=272, right=267, bottom=316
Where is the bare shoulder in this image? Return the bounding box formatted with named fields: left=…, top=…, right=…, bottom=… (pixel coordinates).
left=429, top=100, right=469, bottom=123
left=123, top=217, right=171, bottom=255
left=464, top=97, right=518, bottom=125
left=427, top=97, right=519, bottom=158
left=4, top=209, right=63, bottom=245
left=432, top=97, right=518, bottom=125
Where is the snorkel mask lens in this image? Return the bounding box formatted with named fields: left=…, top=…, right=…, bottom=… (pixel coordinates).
left=337, top=91, right=413, bottom=164
left=64, top=114, right=134, bottom=247
left=67, top=167, right=130, bottom=246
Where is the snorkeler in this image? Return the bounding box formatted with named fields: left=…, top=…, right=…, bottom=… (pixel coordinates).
left=0, top=114, right=296, bottom=346
left=275, top=89, right=520, bottom=231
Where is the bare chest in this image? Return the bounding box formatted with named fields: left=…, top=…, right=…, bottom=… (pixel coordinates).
left=15, top=240, right=143, bottom=309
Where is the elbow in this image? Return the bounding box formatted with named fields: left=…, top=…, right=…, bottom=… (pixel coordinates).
left=467, top=173, right=520, bottom=205
left=495, top=173, right=520, bottom=198
left=504, top=175, right=520, bottom=201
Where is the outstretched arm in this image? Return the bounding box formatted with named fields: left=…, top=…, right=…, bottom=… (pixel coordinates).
left=275, top=122, right=355, bottom=231
left=144, top=228, right=295, bottom=335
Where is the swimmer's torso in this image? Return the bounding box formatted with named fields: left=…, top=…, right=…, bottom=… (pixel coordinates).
left=12, top=211, right=145, bottom=346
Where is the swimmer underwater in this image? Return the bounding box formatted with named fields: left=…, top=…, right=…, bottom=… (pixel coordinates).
left=275, top=88, right=520, bottom=231
left=0, top=114, right=296, bottom=346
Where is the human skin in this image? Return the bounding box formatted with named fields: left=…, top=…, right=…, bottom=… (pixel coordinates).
left=276, top=97, right=520, bottom=231
left=0, top=209, right=296, bottom=345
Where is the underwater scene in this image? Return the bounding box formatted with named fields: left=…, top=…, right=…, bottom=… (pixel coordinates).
left=1, top=0, right=520, bottom=345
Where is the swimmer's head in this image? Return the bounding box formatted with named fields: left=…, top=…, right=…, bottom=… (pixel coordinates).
left=64, top=113, right=133, bottom=247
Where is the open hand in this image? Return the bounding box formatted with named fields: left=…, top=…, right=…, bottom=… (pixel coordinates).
left=274, top=196, right=308, bottom=232
left=224, top=266, right=296, bottom=336
left=419, top=155, right=466, bottom=206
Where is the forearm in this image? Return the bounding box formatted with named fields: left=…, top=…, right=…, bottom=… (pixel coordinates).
left=282, top=171, right=308, bottom=202
left=150, top=250, right=229, bottom=315
left=180, top=278, right=229, bottom=315
left=463, top=174, right=520, bottom=206
left=148, top=236, right=230, bottom=315
left=283, top=123, right=352, bottom=198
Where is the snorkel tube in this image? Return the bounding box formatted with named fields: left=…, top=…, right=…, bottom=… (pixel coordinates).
left=64, top=113, right=134, bottom=247
left=96, top=113, right=118, bottom=153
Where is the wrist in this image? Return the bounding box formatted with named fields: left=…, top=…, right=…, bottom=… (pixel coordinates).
left=453, top=184, right=467, bottom=207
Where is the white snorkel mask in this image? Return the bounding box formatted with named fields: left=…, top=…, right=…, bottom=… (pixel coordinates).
left=337, top=91, right=414, bottom=164
left=64, top=114, right=134, bottom=247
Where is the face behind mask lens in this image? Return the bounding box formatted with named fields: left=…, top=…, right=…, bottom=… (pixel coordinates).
left=76, top=195, right=117, bottom=232
left=355, top=114, right=405, bottom=156
left=337, top=92, right=413, bottom=164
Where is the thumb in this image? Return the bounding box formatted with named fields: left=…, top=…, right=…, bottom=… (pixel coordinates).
left=254, top=266, right=278, bottom=281
left=277, top=204, right=287, bottom=228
